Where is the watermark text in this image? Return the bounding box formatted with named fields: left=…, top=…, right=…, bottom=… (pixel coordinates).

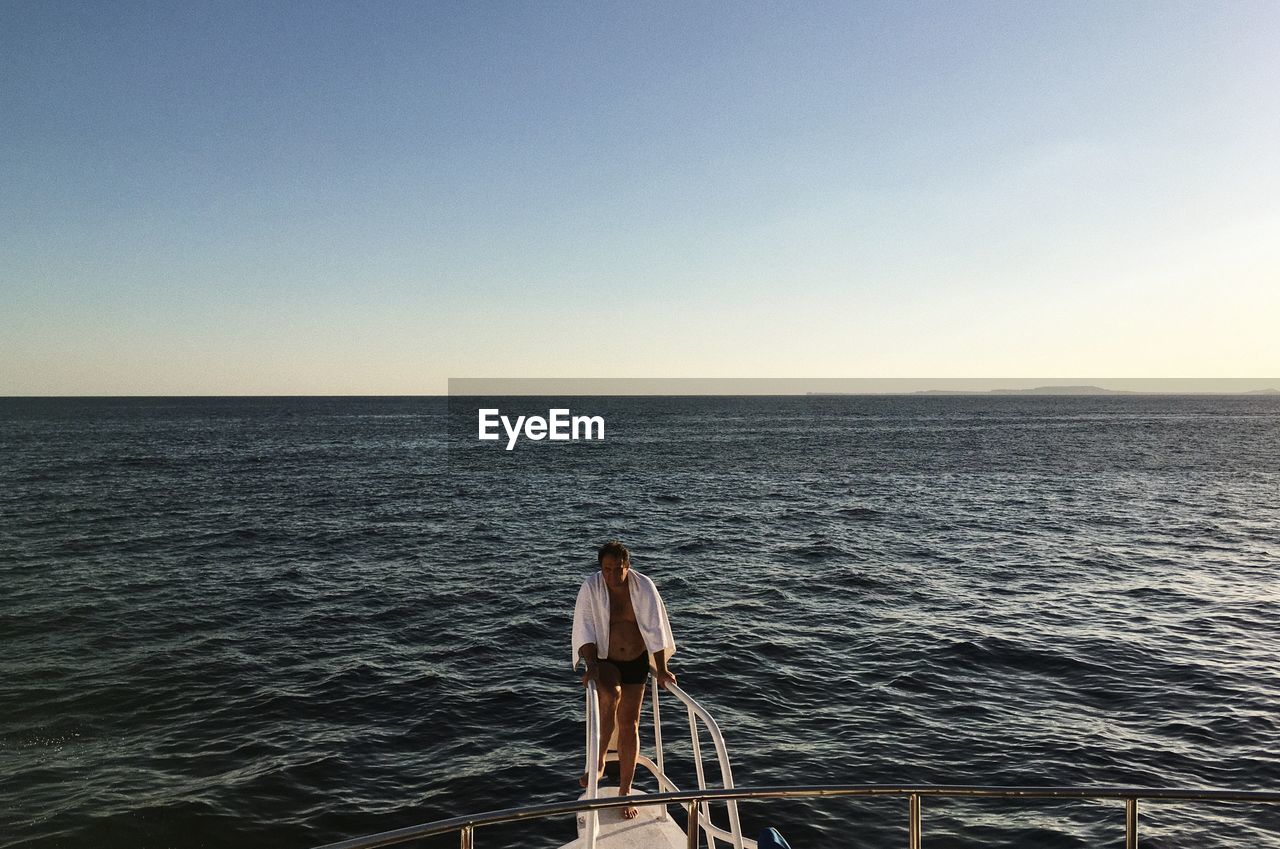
left=477, top=408, right=605, bottom=450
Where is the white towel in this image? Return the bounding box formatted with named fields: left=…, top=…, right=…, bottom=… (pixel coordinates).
left=571, top=569, right=676, bottom=668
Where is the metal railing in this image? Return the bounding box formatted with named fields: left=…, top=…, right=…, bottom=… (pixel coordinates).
left=313, top=782, right=1280, bottom=849
left=314, top=671, right=1280, bottom=849
left=580, top=678, right=601, bottom=848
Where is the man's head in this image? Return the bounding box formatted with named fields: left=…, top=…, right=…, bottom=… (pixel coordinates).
left=598, top=539, right=631, bottom=589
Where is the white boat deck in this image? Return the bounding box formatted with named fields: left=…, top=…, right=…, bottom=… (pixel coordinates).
left=563, top=787, right=687, bottom=849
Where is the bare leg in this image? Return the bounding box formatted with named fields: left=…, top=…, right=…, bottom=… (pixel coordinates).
left=615, top=683, right=646, bottom=818
left=581, top=664, right=621, bottom=787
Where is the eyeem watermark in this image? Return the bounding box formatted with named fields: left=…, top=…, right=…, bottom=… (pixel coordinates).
left=477, top=408, right=605, bottom=450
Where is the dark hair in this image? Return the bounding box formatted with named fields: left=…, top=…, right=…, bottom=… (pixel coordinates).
left=597, top=540, right=630, bottom=565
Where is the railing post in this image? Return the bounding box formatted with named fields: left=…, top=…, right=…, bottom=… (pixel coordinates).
left=687, top=705, right=707, bottom=846
left=1125, top=798, right=1138, bottom=849
left=688, top=705, right=706, bottom=791
left=584, top=681, right=600, bottom=849
left=686, top=797, right=700, bottom=849
left=459, top=824, right=474, bottom=849
left=908, top=793, right=921, bottom=849
left=652, top=676, right=665, bottom=780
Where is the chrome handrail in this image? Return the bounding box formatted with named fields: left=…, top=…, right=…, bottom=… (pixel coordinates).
left=658, top=680, right=745, bottom=849
left=582, top=679, right=601, bottom=848
left=312, top=784, right=1280, bottom=849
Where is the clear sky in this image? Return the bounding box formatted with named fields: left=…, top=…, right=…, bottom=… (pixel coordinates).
left=3, top=1, right=1278, bottom=395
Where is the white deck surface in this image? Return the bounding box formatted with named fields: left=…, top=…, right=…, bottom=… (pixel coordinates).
left=560, top=786, right=687, bottom=849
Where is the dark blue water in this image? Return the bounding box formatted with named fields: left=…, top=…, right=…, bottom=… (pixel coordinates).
left=2, top=395, right=1278, bottom=849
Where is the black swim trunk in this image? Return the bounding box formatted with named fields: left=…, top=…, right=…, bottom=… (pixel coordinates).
left=603, top=652, right=651, bottom=685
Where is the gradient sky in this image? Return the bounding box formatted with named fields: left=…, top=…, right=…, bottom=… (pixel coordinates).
left=3, top=1, right=1278, bottom=394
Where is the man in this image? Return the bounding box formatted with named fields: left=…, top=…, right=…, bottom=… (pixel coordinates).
left=571, top=540, right=677, bottom=819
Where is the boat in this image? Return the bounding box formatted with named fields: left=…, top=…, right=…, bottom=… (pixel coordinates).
left=313, top=674, right=1280, bottom=849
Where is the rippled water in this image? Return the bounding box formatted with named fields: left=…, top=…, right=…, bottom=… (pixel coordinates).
left=2, top=395, right=1278, bottom=849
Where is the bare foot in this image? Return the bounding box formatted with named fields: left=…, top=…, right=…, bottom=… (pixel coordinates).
left=617, top=788, right=639, bottom=819
left=578, top=770, right=604, bottom=788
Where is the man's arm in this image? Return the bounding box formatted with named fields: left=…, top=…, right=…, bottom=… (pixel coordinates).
left=652, top=649, right=677, bottom=689
left=578, top=643, right=600, bottom=686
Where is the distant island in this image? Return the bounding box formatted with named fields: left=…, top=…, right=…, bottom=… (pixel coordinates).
left=808, top=385, right=1280, bottom=396
left=915, top=385, right=1128, bottom=396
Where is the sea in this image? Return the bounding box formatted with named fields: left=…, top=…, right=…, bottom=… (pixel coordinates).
left=2, top=395, right=1278, bottom=849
